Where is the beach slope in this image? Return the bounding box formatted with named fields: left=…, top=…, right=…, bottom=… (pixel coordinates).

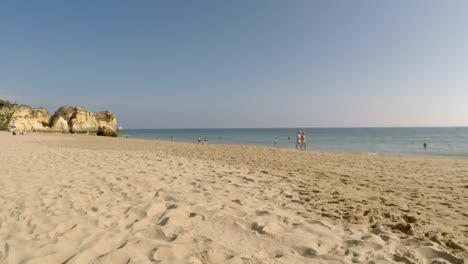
left=0, top=132, right=467, bottom=263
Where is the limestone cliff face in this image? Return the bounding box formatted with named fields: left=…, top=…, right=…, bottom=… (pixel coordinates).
left=49, top=106, right=73, bottom=132
left=50, top=116, right=69, bottom=133
left=49, top=106, right=116, bottom=133
left=0, top=105, right=51, bottom=132
left=1, top=100, right=118, bottom=134
left=32, top=108, right=51, bottom=127
left=95, top=110, right=117, bottom=131
left=69, top=107, right=98, bottom=133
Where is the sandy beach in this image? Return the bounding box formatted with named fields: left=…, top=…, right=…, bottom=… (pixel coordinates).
left=0, top=132, right=467, bottom=264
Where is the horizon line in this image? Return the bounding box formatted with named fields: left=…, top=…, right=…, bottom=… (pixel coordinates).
left=122, top=126, right=468, bottom=130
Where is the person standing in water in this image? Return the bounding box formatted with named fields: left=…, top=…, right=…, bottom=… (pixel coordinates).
left=424, top=142, right=427, bottom=151
left=296, top=131, right=302, bottom=150
left=301, top=131, right=307, bottom=151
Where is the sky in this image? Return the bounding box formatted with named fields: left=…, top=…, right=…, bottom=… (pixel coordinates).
left=1, top=0, right=467, bottom=128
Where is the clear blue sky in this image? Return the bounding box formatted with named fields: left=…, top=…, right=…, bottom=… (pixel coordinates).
left=1, top=0, right=467, bottom=128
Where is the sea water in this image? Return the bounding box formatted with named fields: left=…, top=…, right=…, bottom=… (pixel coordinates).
left=121, top=127, right=468, bottom=157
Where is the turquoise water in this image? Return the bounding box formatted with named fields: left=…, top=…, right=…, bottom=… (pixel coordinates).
left=121, top=127, right=468, bottom=157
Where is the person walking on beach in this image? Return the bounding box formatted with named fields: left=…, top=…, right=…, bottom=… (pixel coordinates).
left=301, top=131, right=307, bottom=151
left=204, top=137, right=208, bottom=144
left=296, top=131, right=302, bottom=150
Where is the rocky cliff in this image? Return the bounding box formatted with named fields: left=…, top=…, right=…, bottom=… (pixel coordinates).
left=95, top=110, right=117, bottom=130
left=0, top=105, right=51, bottom=132
left=0, top=99, right=118, bottom=134
left=49, top=106, right=100, bottom=133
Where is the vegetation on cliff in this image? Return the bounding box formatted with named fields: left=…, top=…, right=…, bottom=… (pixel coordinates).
left=0, top=99, right=13, bottom=108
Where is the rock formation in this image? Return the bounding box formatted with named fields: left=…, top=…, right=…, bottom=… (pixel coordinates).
left=95, top=110, right=117, bottom=131
left=0, top=105, right=51, bottom=132
left=50, top=116, right=70, bottom=133
left=97, top=126, right=118, bottom=137
left=0, top=99, right=118, bottom=135
left=49, top=106, right=99, bottom=133
left=70, top=107, right=98, bottom=133
left=32, top=108, right=51, bottom=128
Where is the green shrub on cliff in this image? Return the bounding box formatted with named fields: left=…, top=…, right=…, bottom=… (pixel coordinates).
left=0, top=99, right=12, bottom=108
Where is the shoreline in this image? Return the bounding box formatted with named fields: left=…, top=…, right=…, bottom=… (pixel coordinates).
left=6, top=130, right=468, bottom=160
left=117, top=127, right=468, bottom=159
left=79, top=131, right=468, bottom=160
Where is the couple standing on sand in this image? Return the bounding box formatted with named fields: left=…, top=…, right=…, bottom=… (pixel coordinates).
left=296, top=131, right=307, bottom=151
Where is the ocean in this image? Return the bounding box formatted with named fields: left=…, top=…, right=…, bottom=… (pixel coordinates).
left=120, top=127, right=468, bottom=157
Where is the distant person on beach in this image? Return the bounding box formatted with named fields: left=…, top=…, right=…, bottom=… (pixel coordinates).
left=288, top=136, right=291, bottom=141
left=204, top=137, right=208, bottom=144
left=301, top=131, right=307, bottom=151
left=198, top=137, right=201, bottom=143
left=296, top=131, right=302, bottom=150
left=424, top=142, right=427, bottom=150
left=274, top=137, right=278, bottom=145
